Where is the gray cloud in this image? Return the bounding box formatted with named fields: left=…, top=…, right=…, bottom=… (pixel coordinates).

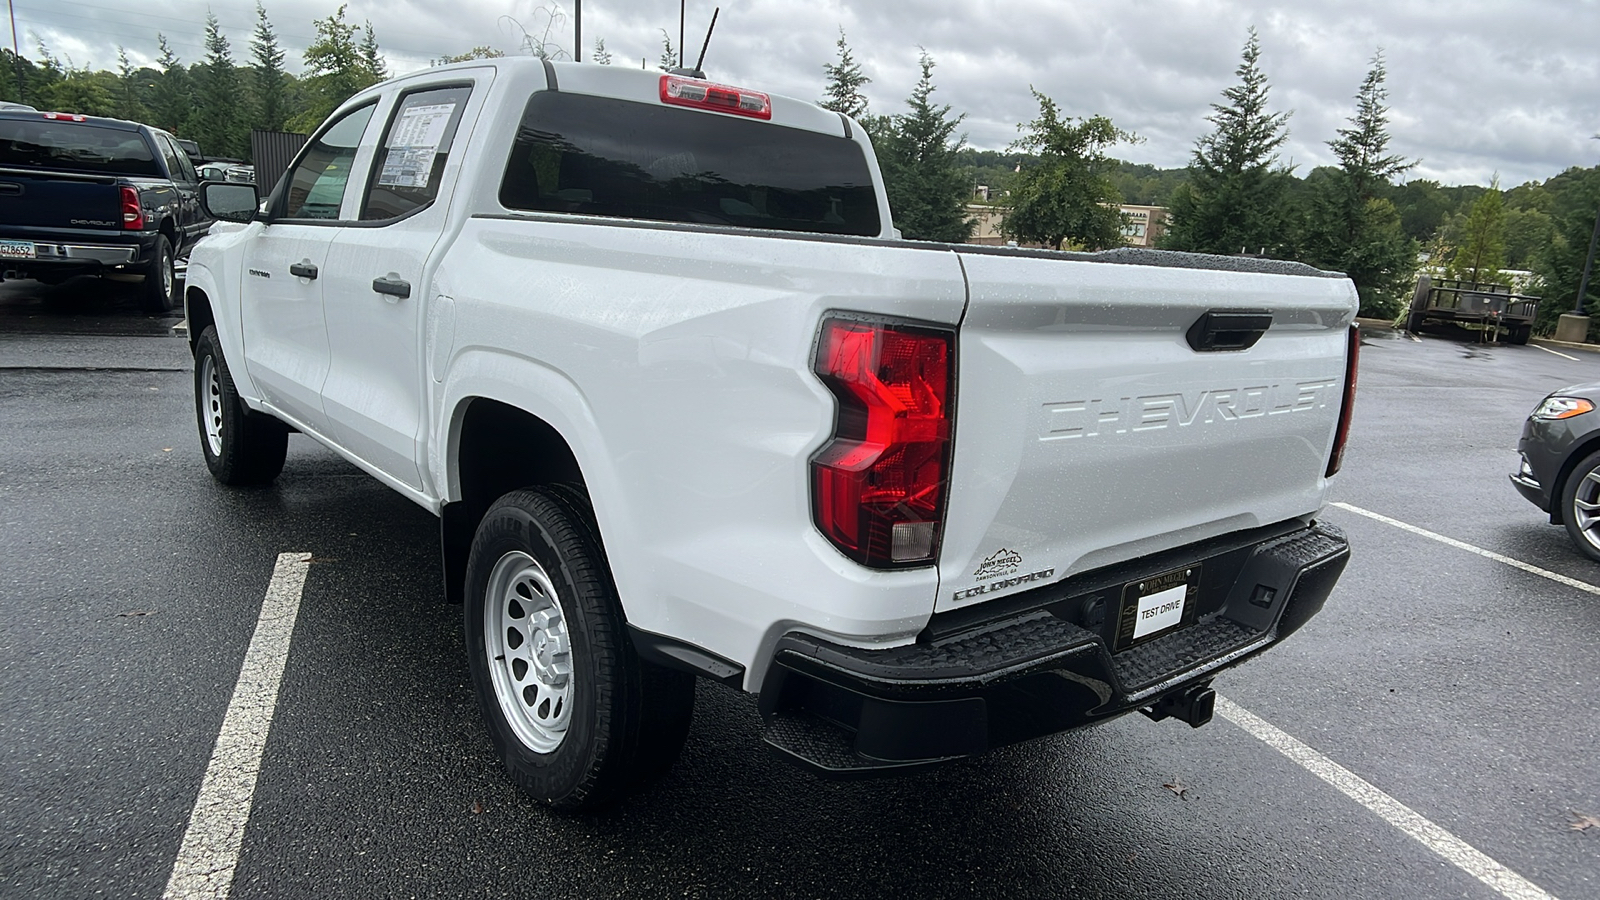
left=10, top=0, right=1596, bottom=185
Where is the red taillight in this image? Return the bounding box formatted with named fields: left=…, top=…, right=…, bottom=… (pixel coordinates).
left=659, top=75, right=772, bottom=120
left=1325, top=324, right=1360, bottom=477
left=811, top=317, right=954, bottom=567
left=119, top=186, right=144, bottom=230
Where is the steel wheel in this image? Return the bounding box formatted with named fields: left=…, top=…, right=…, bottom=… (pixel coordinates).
left=161, top=251, right=175, bottom=300
left=200, top=352, right=224, bottom=457
left=484, top=550, right=573, bottom=753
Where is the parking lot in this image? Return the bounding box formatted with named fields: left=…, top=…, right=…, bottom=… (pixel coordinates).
left=2, top=277, right=1597, bottom=900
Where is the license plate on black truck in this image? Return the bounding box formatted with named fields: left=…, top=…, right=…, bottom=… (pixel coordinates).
left=1114, top=565, right=1201, bottom=651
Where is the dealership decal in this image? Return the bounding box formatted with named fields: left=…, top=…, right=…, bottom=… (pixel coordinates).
left=973, top=548, right=1023, bottom=580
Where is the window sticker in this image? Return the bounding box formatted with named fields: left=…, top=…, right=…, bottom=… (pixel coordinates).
left=377, top=102, right=456, bottom=188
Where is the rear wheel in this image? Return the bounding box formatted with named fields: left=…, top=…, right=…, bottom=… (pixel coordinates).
left=140, top=235, right=178, bottom=314
left=193, top=325, right=288, bottom=485
left=1561, top=451, right=1600, bottom=562
left=464, top=487, right=695, bottom=811
left=1507, top=324, right=1531, bottom=345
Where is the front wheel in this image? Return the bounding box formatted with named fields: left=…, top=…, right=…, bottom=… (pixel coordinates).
left=464, top=487, right=695, bottom=811
left=1561, top=450, right=1600, bottom=562
left=193, top=326, right=288, bottom=485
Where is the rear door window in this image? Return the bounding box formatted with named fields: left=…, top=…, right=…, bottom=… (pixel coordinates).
left=360, top=84, right=472, bottom=221
left=498, top=92, right=880, bottom=236
left=0, top=119, right=161, bottom=176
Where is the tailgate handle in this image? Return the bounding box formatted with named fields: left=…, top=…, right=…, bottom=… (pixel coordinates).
left=0, top=182, right=20, bottom=195
left=1187, top=310, right=1272, bottom=352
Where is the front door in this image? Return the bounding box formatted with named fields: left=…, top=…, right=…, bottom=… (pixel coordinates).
left=239, top=101, right=378, bottom=437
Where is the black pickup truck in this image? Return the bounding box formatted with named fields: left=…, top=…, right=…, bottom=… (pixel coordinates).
left=0, top=110, right=212, bottom=313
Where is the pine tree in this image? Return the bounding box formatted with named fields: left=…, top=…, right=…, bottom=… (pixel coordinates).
left=192, top=13, right=241, bottom=157
left=149, top=34, right=190, bottom=136
left=876, top=51, right=972, bottom=242
left=1162, top=28, right=1293, bottom=256
left=1300, top=52, right=1417, bottom=316
left=1004, top=89, right=1133, bottom=250
left=819, top=28, right=869, bottom=119
left=113, top=47, right=146, bottom=123
left=250, top=3, right=288, bottom=133
left=360, top=23, right=387, bottom=81
left=593, top=38, right=612, bottom=65
left=1449, top=180, right=1507, bottom=284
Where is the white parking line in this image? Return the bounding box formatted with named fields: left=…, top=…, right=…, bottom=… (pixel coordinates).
left=1330, top=501, right=1600, bottom=597
left=1532, top=344, right=1580, bottom=361
left=1216, top=696, right=1556, bottom=900
left=163, top=553, right=312, bottom=900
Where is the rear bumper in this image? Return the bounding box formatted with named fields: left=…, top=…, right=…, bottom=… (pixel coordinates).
left=758, top=520, right=1350, bottom=776
left=0, top=230, right=154, bottom=276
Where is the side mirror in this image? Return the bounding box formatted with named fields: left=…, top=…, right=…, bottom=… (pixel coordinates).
left=201, top=182, right=260, bottom=224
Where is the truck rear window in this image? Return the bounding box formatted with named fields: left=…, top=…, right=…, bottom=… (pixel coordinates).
left=0, top=119, right=161, bottom=177
left=499, top=91, right=880, bottom=236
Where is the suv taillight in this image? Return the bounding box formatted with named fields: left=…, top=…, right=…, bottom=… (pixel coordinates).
left=811, top=316, right=954, bottom=567
left=119, top=186, right=144, bottom=230
left=1325, top=324, right=1360, bottom=477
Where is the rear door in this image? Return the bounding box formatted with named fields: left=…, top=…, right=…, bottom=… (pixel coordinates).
left=320, top=78, right=485, bottom=491
left=935, top=251, right=1357, bottom=613
left=239, top=101, right=378, bottom=436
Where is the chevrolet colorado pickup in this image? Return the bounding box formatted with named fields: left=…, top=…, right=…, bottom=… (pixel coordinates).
left=186, top=58, right=1357, bottom=810
left=0, top=110, right=210, bottom=312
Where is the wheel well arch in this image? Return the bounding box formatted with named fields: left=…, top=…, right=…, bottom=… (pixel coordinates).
left=440, top=397, right=587, bottom=603
left=184, top=285, right=215, bottom=354
left=158, top=216, right=177, bottom=244
left=1550, top=435, right=1600, bottom=525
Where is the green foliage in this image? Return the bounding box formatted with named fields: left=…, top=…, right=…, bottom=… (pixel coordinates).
left=592, top=39, right=612, bottom=65
left=658, top=31, right=678, bottom=70
left=1162, top=28, right=1294, bottom=256
left=292, top=4, right=385, bottom=133
left=113, top=48, right=147, bottom=123
left=251, top=3, right=290, bottom=133
left=149, top=35, right=189, bottom=135
left=1504, top=206, right=1555, bottom=271
left=1531, top=166, right=1600, bottom=335
left=439, top=47, right=506, bottom=64
left=191, top=13, right=243, bottom=158
left=874, top=51, right=973, bottom=243
left=1298, top=52, right=1417, bottom=316
left=819, top=28, right=870, bottom=120
left=1109, top=161, right=1189, bottom=207
left=1447, top=183, right=1507, bottom=284
left=1002, top=89, right=1132, bottom=250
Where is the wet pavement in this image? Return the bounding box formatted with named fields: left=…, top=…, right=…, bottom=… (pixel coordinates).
left=3, top=280, right=1598, bottom=899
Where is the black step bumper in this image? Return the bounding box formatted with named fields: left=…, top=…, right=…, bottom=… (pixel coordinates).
left=758, top=520, right=1349, bottom=776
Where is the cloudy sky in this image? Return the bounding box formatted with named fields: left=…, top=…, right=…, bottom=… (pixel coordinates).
left=11, top=0, right=1598, bottom=186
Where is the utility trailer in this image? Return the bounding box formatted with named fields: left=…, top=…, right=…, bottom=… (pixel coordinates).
left=1407, top=275, right=1540, bottom=344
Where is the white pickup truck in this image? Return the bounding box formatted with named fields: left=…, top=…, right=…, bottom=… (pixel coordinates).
left=186, top=58, right=1357, bottom=810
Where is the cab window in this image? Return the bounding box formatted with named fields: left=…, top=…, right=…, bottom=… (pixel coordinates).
left=360, top=84, right=472, bottom=221
left=282, top=103, right=377, bottom=220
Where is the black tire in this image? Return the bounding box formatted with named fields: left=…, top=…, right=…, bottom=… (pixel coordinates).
left=193, top=325, right=288, bottom=485
left=1406, top=311, right=1427, bottom=334
left=1560, top=450, right=1600, bottom=563
left=140, top=234, right=178, bottom=314
left=464, top=487, right=695, bottom=811
left=1507, top=324, right=1531, bottom=345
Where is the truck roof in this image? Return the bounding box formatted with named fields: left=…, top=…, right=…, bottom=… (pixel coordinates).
left=0, top=110, right=148, bottom=132
left=378, top=56, right=853, bottom=139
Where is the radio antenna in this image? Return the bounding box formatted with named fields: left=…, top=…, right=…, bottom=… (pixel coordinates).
left=694, top=7, right=720, bottom=72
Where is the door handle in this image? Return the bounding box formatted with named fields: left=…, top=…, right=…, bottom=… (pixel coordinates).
left=289, top=260, right=318, bottom=280
left=372, top=274, right=412, bottom=300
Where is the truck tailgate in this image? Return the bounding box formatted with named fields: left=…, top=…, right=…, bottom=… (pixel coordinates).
left=937, top=250, right=1356, bottom=613
left=0, top=171, right=122, bottom=231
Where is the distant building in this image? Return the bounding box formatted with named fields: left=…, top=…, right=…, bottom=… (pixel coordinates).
left=1118, top=205, right=1168, bottom=248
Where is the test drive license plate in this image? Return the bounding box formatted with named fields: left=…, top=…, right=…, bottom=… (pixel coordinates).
left=1114, top=565, right=1200, bottom=651
left=0, top=240, right=35, bottom=259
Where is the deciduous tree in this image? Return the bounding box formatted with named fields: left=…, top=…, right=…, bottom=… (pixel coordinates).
left=1003, top=89, right=1132, bottom=250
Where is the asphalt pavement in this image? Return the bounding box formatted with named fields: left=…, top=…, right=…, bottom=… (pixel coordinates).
left=2, top=276, right=1597, bottom=899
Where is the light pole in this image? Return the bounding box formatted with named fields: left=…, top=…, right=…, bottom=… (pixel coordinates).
left=1575, top=201, right=1600, bottom=316
left=574, top=0, right=581, bottom=62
